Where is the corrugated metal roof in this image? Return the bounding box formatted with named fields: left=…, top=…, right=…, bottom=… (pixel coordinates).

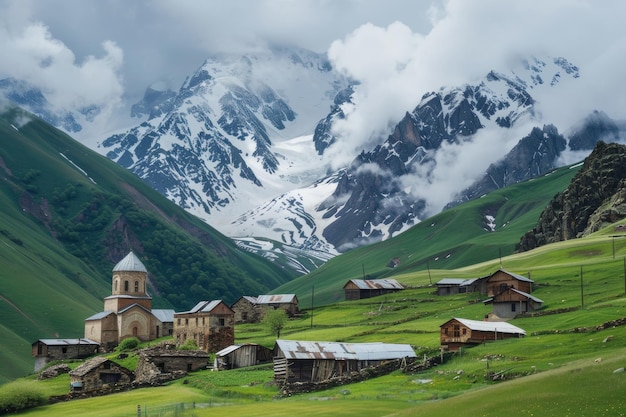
left=256, top=294, right=297, bottom=304
left=499, top=269, right=534, bottom=282
left=152, top=309, right=175, bottom=323
left=348, top=279, right=404, bottom=290
left=35, top=338, right=99, bottom=346
left=113, top=251, right=147, bottom=273
left=437, top=278, right=480, bottom=286
left=275, top=340, right=416, bottom=361
left=447, top=318, right=526, bottom=335
left=507, top=288, right=544, bottom=303
left=182, top=300, right=222, bottom=314
left=85, top=311, right=115, bottom=321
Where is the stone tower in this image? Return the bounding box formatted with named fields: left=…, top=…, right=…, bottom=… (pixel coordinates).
left=104, top=251, right=152, bottom=313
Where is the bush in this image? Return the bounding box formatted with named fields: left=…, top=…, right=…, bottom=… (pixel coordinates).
left=117, top=337, right=141, bottom=352
left=178, top=338, right=198, bottom=350
left=0, top=380, right=46, bottom=414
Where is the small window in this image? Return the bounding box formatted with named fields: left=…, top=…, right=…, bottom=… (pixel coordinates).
left=124, top=281, right=129, bottom=292
left=511, top=303, right=517, bottom=312
left=134, top=281, right=139, bottom=292
left=187, top=363, right=193, bottom=372
left=453, top=325, right=460, bottom=338
left=219, top=318, right=225, bottom=326
left=177, top=318, right=181, bottom=325
left=195, top=317, right=198, bottom=325
left=62, top=347, right=67, bottom=354
left=185, top=318, right=189, bottom=325
left=462, top=328, right=467, bottom=335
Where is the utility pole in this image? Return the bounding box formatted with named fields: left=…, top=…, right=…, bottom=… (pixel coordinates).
left=427, top=261, right=432, bottom=285
left=580, top=265, right=584, bottom=308
left=310, top=285, right=314, bottom=329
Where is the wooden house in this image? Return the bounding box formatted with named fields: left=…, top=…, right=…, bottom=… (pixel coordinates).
left=256, top=294, right=299, bottom=317
left=440, top=318, right=526, bottom=351
left=173, top=300, right=234, bottom=353
left=435, top=277, right=487, bottom=296
left=273, top=340, right=416, bottom=383
left=214, top=343, right=273, bottom=370
left=32, top=338, right=100, bottom=372
left=231, top=296, right=260, bottom=324
left=343, top=279, right=404, bottom=301
left=484, top=288, right=544, bottom=319
left=69, top=356, right=133, bottom=392
left=485, top=269, right=534, bottom=297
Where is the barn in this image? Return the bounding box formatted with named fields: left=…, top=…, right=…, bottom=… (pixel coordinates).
left=485, top=269, right=534, bottom=296
left=273, top=340, right=416, bottom=383
left=215, top=343, right=273, bottom=370
left=440, top=318, right=526, bottom=351
left=484, top=288, right=544, bottom=319
left=343, top=279, right=404, bottom=301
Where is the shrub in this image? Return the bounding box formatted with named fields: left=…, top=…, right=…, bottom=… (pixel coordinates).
left=117, top=337, right=141, bottom=352
left=178, top=338, right=199, bottom=350
left=0, top=380, right=46, bottom=414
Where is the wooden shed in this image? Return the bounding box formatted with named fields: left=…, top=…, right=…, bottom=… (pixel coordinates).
left=435, top=277, right=487, bottom=296
left=273, top=340, right=416, bottom=383
left=69, top=356, right=133, bottom=392
left=485, top=269, right=534, bottom=296
left=440, top=318, right=525, bottom=351
left=484, top=288, right=544, bottom=319
left=343, top=279, right=404, bottom=301
left=215, top=343, right=273, bottom=370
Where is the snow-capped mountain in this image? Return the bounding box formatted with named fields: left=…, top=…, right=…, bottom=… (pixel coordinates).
left=98, top=47, right=348, bottom=235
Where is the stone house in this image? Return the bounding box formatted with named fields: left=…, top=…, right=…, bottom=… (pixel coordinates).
left=173, top=300, right=234, bottom=353
left=256, top=294, right=299, bottom=317
left=273, top=340, right=416, bottom=383
left=440, top=318, right=526, bottom=351
left=31, top=338, right=100, bottom=372
left=69, top=356, right=133, bottom=392
left=134, top=345, right=209, bottom=384
left=231, top=296, right=260, bottom=324
left=343, top=279, right=404, bottom=301
left=484, top=288, right=544, bottom=319
left=83, top=251, right=174, bottom=351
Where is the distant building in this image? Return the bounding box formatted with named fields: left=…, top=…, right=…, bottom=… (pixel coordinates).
left=69, top=356, right=133, bottom=392
left=484, top=288, right=544, bottom=319
left=440, top=318, right=526, bottom=351
left=231, top=296, right=260, bottom=324
left=256, top=294, right=299, bottom=317
left=273, top=340, right=416, bottom=383
left=215, top=343, right=273, bottom=370
left=436, top=277, right=487, bottom=296
left=343, top=279, right=404, bottom=301
left=31, top=338, right=100, bottom=372
left=83, top=252, right=174, bottom=351
left=173, top=300, right=234, bottom=353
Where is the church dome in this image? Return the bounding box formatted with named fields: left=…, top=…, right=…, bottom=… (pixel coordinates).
left=113, top=252, right=147, bottom=273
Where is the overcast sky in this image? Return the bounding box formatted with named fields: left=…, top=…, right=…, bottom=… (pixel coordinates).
left=1, top=0, right=625, bottom=213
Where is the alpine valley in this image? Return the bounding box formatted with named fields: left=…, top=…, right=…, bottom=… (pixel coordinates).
left=4, top=47, right=626, bottom=266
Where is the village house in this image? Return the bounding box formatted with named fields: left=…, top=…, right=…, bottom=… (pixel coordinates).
left=69, top=356, right=133, bottom=392
left=440, top=318, right=526, bottom=351
left=231, top=296, right=260, bottom=324
left=31, top=338, right=100, bottom=372
left=256, top=294, right=299, bottom=317
left=273, top=340, right=416, bottom=383
left=485, top=269, right=534, bottom=296
left=83, top=251, right=175, bottom=351
left=343, top=279, right=404, bottom=301
left=435, top=277, right=487, bottom=296
left=214, top=343, right=273, bottom=370
left=173, top=300, right=234, bottom=353
left=484, top=288, right=544, bottom=319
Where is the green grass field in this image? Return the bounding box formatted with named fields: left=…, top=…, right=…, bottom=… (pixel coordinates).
left=8, top=224, right=626, bottom=416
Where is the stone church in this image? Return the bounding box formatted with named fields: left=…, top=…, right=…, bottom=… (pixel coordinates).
left=84, top=252, right=174, bottom=351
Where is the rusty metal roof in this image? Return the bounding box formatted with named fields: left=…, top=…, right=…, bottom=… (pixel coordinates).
left=256, top=294, right=297, bottom=304
left=275, top=340, right=416, bottom=361
left=347, top=279, right=404, bottom=290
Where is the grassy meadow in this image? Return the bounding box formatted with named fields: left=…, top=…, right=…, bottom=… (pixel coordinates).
left=8, top=222, right=626, bottom=416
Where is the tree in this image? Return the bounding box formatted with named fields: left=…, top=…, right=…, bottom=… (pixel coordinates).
left=262, top=308, right=288, bottom=339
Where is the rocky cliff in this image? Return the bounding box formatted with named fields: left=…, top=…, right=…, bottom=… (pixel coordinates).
left=518, top=141, right=626, bottom=251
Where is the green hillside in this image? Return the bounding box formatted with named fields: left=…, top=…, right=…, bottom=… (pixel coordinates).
left=276, top=164, right=582, bottom=307
left=0, top=107, right=295, bottom=383
left=6, top=219, right=626, bottom=416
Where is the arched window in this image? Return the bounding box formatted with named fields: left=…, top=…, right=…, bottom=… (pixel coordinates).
left=114, top=280, right=118, bottom=291
left=124, top=281, right=129, bottom=292
left=134, top=281, right=139, bottom=292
